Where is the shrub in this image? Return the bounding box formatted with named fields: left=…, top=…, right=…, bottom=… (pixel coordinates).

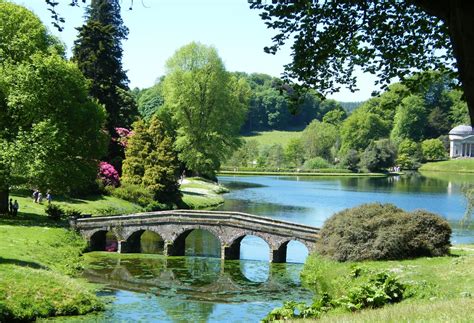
left=303, top=157, right=331, bottom=170
left=45, top=204, right=64, bottom=221
left=360, top=139, right=396, bottom=172
left=317, top=203, right=451, bottom=261
left=421, top=138, right=447, bottom=161
left=98, top=161, right=120, bottom=187
left=340, top=149, right=360, bottom=172
left=109, top=183, right=154, bottom=207
left=64, top=208, right=82, bottom=218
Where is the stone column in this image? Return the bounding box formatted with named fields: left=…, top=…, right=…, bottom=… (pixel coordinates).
left=222, top=243, right=240, bottom=260
left=270, top=244, right=287, bottom=263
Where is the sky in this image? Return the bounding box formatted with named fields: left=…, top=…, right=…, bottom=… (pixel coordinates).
left=13, top=0, right=377, bottom=101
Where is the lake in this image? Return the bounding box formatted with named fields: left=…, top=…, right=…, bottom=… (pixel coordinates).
left=73, top=172, right=473, bottom=322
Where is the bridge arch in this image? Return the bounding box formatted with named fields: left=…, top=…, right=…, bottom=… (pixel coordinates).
left=166, top=227, right=222, bottom=257
left=89, top=229, right=118, bottom=252
left=273, top=239, right=310, bottom=263
left=123, top=229, right=165, bottom=254
left=224, top=233, right=271, bottom=261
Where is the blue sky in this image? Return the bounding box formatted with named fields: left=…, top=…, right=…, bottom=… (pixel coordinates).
left=14, top=0, right=375, bottom=101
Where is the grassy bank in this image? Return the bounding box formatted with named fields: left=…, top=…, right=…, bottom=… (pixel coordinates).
left=181, top=177, right=229, bottom=209
left=219, top=170, right=388, bottom=177
left=242, top=130, right=303, bottom=147
left=420, top=159, right=474, bottom=173
left=0, top=216, right=103, bottom=321
left=298, top=246, right=474, bottom=322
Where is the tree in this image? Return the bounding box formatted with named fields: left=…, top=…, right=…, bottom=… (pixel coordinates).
left=340, top=149, right=360, bottom=172
left=122, top=117, right=181, bottom=205
left=163, top=42, right=249, bottom=178
left=396, top=139, right=422, bottom=170
left=360, top=139, right=397, bottom=172
left=0, top=2, right=107, bottom=213
left=421, top=139, right=447, bottom=161
left=301, top=120, right=339, bottom=161
left=284, top=138, right=304, bottom=168
left=322, top=109, right=346, bottom=126
left=73, top=0, right=137, bottom=164
left=391, top=95, right=427, bottom=143
left=340, top=110, right=389, bottom=152
left=250, top=1, right=474, bottom=126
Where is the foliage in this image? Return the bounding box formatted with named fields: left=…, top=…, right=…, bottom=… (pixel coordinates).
left=323, top=108, right=347, bottom=126
left=98, top=161, right=120, bottom=187
left=284, top=138, right=304, bottom=168
left=340, top=149, right=360, bottom=172
left=0, top=3, right=107, bottom=208
left=461, top=185, right=474, bottom=226
left=122, top=117, right=181, bottom=205
left=136, top=81, right=164, bottom=120
left=340, top=110, right=389, bottom=151
left=360, top=139, right=397, bottom=172
left=263, top=270, right=406, bottom=321
left=316, top=203, right=451, bottom=262
left=249, top=1, right=455, bottom=100
left=301, top=120, right=339, bottom=161
left=108, top=183, right=154, bottom=208
left=391, top=95, right=427, bottom=143
left=396, top=139, right=422, bottom=170
left=45, top=204, right=65, bottom=221
left=421, top=138, right=447, bottom=162
left=303, top=157, right=331, bottom=170
left=72, top=0, right=136, bottom=130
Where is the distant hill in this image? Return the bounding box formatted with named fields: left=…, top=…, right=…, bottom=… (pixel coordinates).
left=339, top=101, right=364, bottom=113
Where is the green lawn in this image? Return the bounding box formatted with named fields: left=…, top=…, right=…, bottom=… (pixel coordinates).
left=296, top=246, right=474, bottom=322
left=10, top=190, right=143, bottom=217
left=420, top=159, right=474, bottom=173
left=242, top=130, right=303, bottom=147
left=0, top=216, right=103, bottom=321
left=180, top=177, right=228, bottom=209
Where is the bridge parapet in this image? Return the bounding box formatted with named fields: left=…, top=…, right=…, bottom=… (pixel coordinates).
left=72, top=210, right=320, bottom=263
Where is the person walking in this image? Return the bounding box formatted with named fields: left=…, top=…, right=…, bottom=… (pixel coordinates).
left=46, top=191, right=52, bottom=204
left=33, top=189, right=39, bottom=203
left=38, top=192, right=43, bottom=204
left=12, top=200, right=19, bottom=216
left=9, top=198, right=13, bottom=215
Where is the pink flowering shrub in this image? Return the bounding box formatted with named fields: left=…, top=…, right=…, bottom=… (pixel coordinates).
left=115, top=127, right=134, bottom=147
left=98, top=162, right=120, bottom=187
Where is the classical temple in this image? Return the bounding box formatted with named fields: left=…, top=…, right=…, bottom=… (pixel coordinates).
left=449, top=125, right=474, bottom=158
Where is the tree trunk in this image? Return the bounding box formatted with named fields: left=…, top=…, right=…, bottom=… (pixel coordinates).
left=0, top=187, right=9, bottom=214
left=415, top=0, right=474, bottom=126
left=446, top=1, right=474, bottom=126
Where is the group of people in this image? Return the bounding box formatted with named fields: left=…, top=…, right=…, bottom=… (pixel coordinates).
left=8, top=199, right=19, bottom=216
left=32, top=189, right=52, bottom=204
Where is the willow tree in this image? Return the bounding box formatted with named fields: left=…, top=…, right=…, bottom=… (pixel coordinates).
left=251, top=1, right=474, bottom=126
left=163, top=42, right=249, bottom=178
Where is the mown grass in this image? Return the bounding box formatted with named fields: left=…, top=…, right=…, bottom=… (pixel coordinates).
left=299, top=245, right=474, bottom=322
left=180, top=177, right=228, bottom=209
left=242, top=130, right=303, bottom=147
left=0, top=217, right=104, bottom=321
left=420, top=159, right=474, bottom=173
left=218, top=170, right=387, bottom=177
left=10, top=190, right=142, bottom=217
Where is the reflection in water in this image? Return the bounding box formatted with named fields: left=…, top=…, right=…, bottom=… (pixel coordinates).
left=218, top=174, right=474, bottom=243
left=186, top=229, right=221, bottom=258
left=82, top=253, right=312, bottom=322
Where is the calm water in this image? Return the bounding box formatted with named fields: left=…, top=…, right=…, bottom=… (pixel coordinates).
left=72, top=172, right=473, bottom=322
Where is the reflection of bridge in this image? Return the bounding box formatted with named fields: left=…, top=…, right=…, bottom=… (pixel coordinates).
left=83, top=257, right=305, bottom=303
left=71, top=210, right=320, bottom=262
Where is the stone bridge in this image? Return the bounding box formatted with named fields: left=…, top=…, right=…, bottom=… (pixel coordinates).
left=71, top=210, right=320, bottom=263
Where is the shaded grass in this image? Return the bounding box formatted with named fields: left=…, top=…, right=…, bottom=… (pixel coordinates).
left=420, top=159, right=474, bottom=173
left=299, top=246, right=474, bottom=322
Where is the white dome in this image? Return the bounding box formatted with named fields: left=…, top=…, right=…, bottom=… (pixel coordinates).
left=449, top=125, right=474, bottom=135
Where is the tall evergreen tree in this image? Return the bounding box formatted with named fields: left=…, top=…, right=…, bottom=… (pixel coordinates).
left=73, top=0, right=137, bottom=164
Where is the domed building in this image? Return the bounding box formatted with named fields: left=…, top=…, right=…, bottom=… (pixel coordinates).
left=449, top=125, right=474, bottom=158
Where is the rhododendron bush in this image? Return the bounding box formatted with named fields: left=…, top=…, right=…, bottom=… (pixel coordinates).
left=115, top=127, right=134, bottom=147
left=98, top=161, right=120, bottom=187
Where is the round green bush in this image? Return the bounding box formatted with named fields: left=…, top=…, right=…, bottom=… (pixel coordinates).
left=317, top=203, right=451, bottom=261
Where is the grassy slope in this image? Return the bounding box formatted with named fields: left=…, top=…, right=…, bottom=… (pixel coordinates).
left=420, top=159, right=474, bottom=173
left=0, top=216, right=103, bottom=321
left=301, top=246, right=474, bottom=322
left=11, top=190, right=142, bottom=217
left=180, top=177, right=229, bottom=209
left=242, top=130, right=303, bottom=147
